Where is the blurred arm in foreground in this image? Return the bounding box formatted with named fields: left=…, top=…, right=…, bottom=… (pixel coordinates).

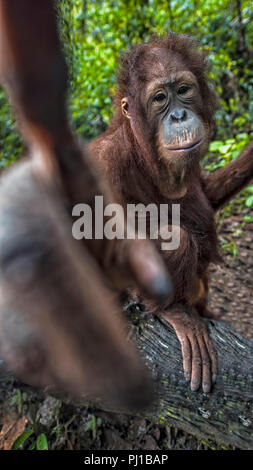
left=0, top=0, right=173, bottom=409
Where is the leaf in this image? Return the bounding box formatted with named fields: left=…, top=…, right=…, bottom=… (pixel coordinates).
left=11, top=429, right=34, bottom=450
left=245, top=195, right=253, bottom=208
left=84, top=415, right=98, bottom=439
left=237, top=133, right=249, bottom=140
left=36, top=433, right=49, bottom=450
left=244, top=216, right=253, bottom=223
left=218, top=145, right=231, bottom=154
left=84, top=420, right=93, bottom=431
left=209, top=141, right=224, bottom=151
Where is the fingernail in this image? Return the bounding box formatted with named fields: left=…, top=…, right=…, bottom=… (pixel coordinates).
left=191, top=381, right=200, bottom=391
left=203, top=382, right=211, bottom=393
left=184, top=372, right=191, bottom=382
left=151, top=274, right=174, bottom=301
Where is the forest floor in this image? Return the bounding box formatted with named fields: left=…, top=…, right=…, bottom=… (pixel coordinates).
left=0, top=199, right=253, bottom=451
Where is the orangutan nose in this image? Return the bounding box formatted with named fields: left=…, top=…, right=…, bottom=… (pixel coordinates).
left=170, top=109, right=187, bottom=122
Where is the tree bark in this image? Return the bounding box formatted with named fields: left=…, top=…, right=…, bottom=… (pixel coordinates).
left=1, top=304, right=253, bottom=449
left=235, top=0, right=249, bottom=58
left=69, top=306, right=253, bottom=450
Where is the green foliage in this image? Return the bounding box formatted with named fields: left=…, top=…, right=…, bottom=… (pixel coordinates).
left=0, top=0, right=253, bottom=192
left=55, top=0, right=253, bottom=142
left=221, top=240, right=237, bottom=257
left=84, top=414, right=102, bottom=440
left=204, top=132, right=251, bottom=171
left=10, top=389, right=27, bottom=414
left=0, top=88, right=23, bottom=168
left=35, top=433, right=49, bottom=450
left=11, top=429, right=35, bottom=450
left=244, top=184, right=253, bottom=207
left=11, top=430, right=49, bottom=450
left=9, top=391, right=50, bottom=450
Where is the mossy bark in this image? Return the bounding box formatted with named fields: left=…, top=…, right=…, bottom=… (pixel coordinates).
left=71, top=308, right=253, bottom=450
left=1, top=307, right=253, bottom=448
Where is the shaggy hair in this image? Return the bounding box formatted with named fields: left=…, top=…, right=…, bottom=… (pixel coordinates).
left=114, top=33, right=217, bottom=128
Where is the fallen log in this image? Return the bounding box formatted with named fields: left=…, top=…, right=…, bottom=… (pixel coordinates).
left=1, top=307, right=253, bottom=449
left=67, top=306, right=253, bottom=450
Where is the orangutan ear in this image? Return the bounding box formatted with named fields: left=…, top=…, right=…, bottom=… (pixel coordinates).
left=121, top=97, right=131, bottom=119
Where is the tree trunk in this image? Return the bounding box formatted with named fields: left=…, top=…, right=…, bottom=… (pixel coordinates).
left=235, top=0, right=249, bottom=58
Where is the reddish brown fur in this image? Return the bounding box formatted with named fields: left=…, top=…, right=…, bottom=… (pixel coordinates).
left=90, top=34, right=219, bottom=310
left=90, top=33, right=253, bottom=392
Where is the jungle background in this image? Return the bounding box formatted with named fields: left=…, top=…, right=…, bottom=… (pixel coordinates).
left=0, top=0, right=253, bottom=451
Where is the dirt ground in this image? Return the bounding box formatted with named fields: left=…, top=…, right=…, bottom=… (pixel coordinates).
left=0, top=199, right=252, bottom=450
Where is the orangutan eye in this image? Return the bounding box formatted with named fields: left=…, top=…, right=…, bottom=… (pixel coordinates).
left=154, top=92, right=166, bottom=103
left=178, top=84, right=192, bottom=95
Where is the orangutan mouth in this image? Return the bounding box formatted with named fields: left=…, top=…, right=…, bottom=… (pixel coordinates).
left=165, top=139, right=203, bottom=152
